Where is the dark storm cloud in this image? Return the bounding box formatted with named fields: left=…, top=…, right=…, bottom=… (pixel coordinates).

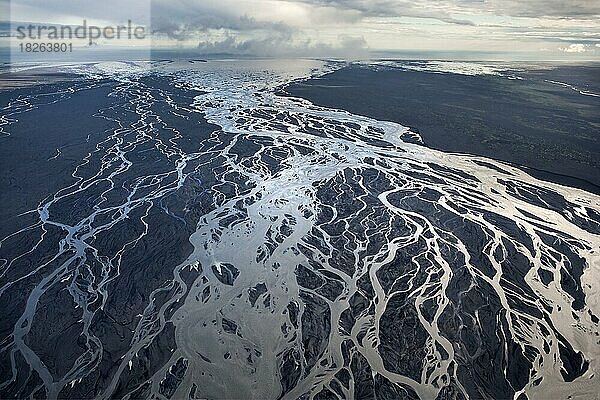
left=149, top=0, right=373, bottom=56
left=150, top=0, right=298, bottom=38
left=457, top=0, right=600, bottom=19
left=196, top=33, right=368, bottom=58
left=297, top=0, right=600, bottom=20
left=1, top=0, right=598, bottom=57
left=292, top=0, right=477, bottom=25
left=149, top=0, right=475, bottom=43
left=151, top=13, right=292, bottom=41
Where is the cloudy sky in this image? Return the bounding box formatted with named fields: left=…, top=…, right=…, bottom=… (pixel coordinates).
left=4, top=0, right=600, bottom=59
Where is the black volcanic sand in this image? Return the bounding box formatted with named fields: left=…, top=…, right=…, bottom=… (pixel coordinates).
left=285, top=64, right=600, bottom=193
left=0, top=75, right=222, bottom=398
left=2, top=64, right=599, bottom=400
left=0, top=69, right=83, bottom=89
left=0, top=79, right=115, bottom=234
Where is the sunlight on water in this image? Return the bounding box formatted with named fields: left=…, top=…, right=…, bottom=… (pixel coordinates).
left=0, top=59, right=599, bottom=400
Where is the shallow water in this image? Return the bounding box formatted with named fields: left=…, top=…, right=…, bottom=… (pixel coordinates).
left=1, top=59, right=599, bottom=400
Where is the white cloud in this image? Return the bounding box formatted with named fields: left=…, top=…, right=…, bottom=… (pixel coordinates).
left=3, top=0, right=600, bottom=58
left=195, top=32, right=368, bottom=58
left=558, top=43, right=590, bottom=53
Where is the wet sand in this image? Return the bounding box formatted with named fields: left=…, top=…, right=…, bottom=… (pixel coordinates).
left=1, top=61, right=599, bottom=400
left=285, top=64, right=600, bottom=194
left=0, top=68, right=83, bottom=90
